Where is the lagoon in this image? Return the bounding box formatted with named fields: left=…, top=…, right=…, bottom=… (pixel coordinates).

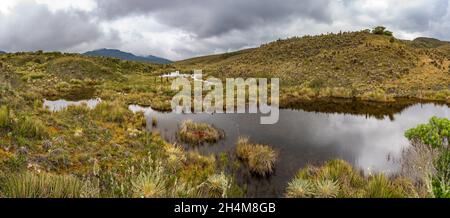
left=130, top=101, right=449, bottom=197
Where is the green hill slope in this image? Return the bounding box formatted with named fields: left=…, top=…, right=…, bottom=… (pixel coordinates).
left=176, top=31, right=449, bottom=103
left=0, top=51, right=175, bottom=110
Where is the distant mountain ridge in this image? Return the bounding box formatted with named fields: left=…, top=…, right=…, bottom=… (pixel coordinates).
left=412, top=37, right=450, bottom=48
left=0, top=51, right=6, bottom=54
left=83, top=48, right=172, bottom=64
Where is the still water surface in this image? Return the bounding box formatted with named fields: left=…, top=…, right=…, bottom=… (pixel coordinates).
left=130, top=103, right=449, bottom=197
left=44, top=99, right=449, bottom=197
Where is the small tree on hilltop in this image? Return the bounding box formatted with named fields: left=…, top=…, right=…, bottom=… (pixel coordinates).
left=372, top=26, right=394, bottom=36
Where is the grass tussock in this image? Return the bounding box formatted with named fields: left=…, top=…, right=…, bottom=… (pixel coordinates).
left=285, top=178, right=313, bottom=198
left=314, top=180, right=340, bottom=198
left=235, top=137, right=278, bottom=176
left=178, top=120, right=224, bottom=145
left=286, top=159, right=420, bottom=198
left=198, top=172, right=231, bottom=198
left=0, top=106, right=11, bottom=130
left=0, top=171, right=89, bottom=198
left=0, top=107, right=47, bottom=139
left=131, top=163, right=167, bottom=198
left=14, top=116, right=48, bottom=139
left=93, top=101, right=131, bottom=123
left=359, top=89, right=395, bottom=102
left=163, top=143, right=186, bottom=172
left=117, top=156, right=234, bottom=198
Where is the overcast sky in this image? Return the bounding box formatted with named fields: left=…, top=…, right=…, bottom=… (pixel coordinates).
left=0, top=0, right=449, bottom=60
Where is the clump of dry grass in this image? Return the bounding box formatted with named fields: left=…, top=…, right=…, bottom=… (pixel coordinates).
left=235, top=137, right=278, bottom=176
left=178, top=120, right=224, bottom=145
left=93, top=101, right=131, bottom=123
left=400, top=140, right=440, bottom=196
left=198, top=172, right=231, bottom=198
left=163, top=143, right=186, bottom=172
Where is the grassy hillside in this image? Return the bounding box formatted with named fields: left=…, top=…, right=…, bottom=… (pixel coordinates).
left=0, top=51, right=177, bottom=110
left=176, top=30, right=450, bottom=104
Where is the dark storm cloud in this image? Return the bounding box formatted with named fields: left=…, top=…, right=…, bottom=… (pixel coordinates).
left=0, top=1, right=116, bottom=52
left=0, top=0, right=449, bottom=60
left=95, top=0, right=333, bottom=38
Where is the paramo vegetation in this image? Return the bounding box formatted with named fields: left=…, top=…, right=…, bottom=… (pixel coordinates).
left=0, top=28, right=449, bottom=198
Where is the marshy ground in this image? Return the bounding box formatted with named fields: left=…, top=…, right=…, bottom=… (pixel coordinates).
left=0, top=30, right=449, bottom=198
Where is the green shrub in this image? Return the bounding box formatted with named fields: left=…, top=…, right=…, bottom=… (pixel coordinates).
left=372, top=26, right=394, bottom=36
left=432, top=151, right=450, bottom=198
left=404, top=117, right=450, bottom=198
left=0, top=172, right=88, bottom=198
left=405, top=116, right=449, bottom=149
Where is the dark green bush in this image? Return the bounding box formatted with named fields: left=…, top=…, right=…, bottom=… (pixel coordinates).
left=405, top=117, right=450, bottom=197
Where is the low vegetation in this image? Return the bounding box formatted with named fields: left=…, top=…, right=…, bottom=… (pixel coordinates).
left=236, top=137, right=278, bottom=176
left=14, top=116, right=48, bottom=139
left=178, top=120, right=224, bottom=145
left=0, top=29, right=448, bottom=198
left=0, top=171, right=89, bottom=198
left=0, top=106, right=11, bottom=130
left=198, top=172, right=231, bottom=198
left=93, top=101, right=131, bottom=123
left=285, top=159, right=419, bottom=198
